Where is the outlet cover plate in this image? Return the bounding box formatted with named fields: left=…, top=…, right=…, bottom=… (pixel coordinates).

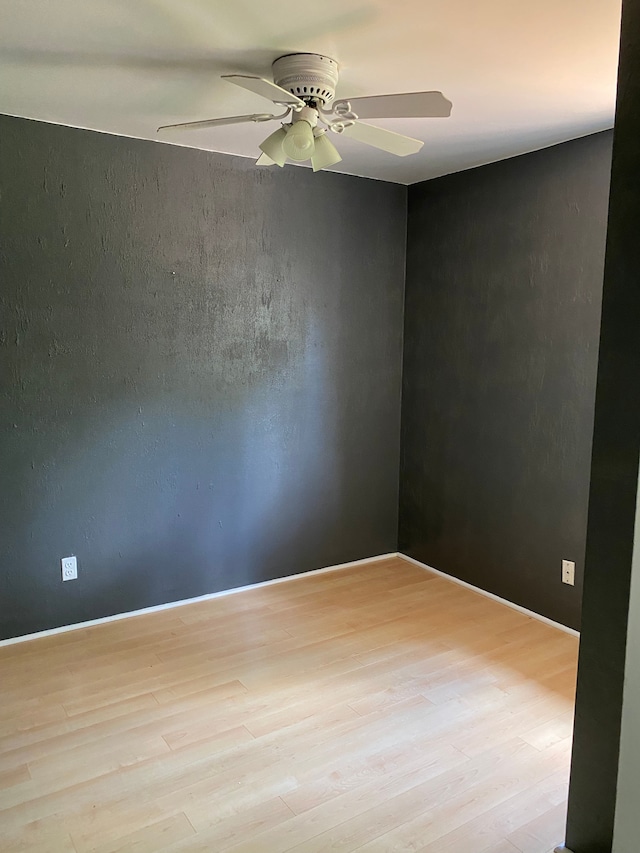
left=562, top=559, right=575, bottom=586
left=61, top=555, right=78, bottom=581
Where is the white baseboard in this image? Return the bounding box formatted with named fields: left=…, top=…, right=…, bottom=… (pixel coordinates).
left=399, top=553, right=579, bottom=638
left=0, top=552, right=400, bottom=648
left=2, top=551, right=578, bottom=647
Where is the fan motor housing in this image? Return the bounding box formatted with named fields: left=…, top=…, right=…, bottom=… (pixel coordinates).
left=272, top=53, right=339, bottom=105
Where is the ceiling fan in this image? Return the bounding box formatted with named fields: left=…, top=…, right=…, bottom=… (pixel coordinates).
left=158, top=53, right=452, bottom=172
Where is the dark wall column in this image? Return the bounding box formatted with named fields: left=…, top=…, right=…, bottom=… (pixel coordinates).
left=564, top=0, right=640, bottom=850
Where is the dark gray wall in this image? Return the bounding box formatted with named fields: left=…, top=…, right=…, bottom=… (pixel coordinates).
left=565, top=0, right=640, bottom=848
left=0, top=115, right=406, bottom=641
left=400, top=132, right=613, bottom=629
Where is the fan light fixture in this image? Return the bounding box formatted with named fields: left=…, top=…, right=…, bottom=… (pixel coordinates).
left=256, top=107, right=342, bottom=171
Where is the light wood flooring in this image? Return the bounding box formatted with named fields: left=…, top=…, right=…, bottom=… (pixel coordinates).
left=0, top=557, right=578, bottom=852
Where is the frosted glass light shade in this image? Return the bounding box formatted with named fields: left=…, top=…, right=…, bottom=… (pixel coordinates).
left=256, top=152, right=276, bottom=166
left=282, top=120, right=315, bottom=162
left=311, top=133, right=342, bottom=172
left=259, top=128, right=287, bottom=167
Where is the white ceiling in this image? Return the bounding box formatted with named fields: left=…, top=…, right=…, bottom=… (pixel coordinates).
left=1, top=0, right=622, bottom=184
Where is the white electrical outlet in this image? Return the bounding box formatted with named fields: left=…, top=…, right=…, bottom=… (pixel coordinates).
left=61, top=555, right=78, bottom=581
left=562, top=559, right=575, bottom=586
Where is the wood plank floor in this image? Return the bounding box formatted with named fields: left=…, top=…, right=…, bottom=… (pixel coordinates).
left=0, top=557, right=578, bottom=852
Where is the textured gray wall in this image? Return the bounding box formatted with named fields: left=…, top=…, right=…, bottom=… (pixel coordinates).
left=0, top=115, right=406, bottom=641
left=400, top=132, right=613, bottom=629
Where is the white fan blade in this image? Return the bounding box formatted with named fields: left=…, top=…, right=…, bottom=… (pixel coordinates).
left=158, top=113, right=277, bottom=132
left=342, top=122, right=424, bottom=156
left=334, top=91, right=452, bottom=119
left=222, top=74, right=305, bottom=107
